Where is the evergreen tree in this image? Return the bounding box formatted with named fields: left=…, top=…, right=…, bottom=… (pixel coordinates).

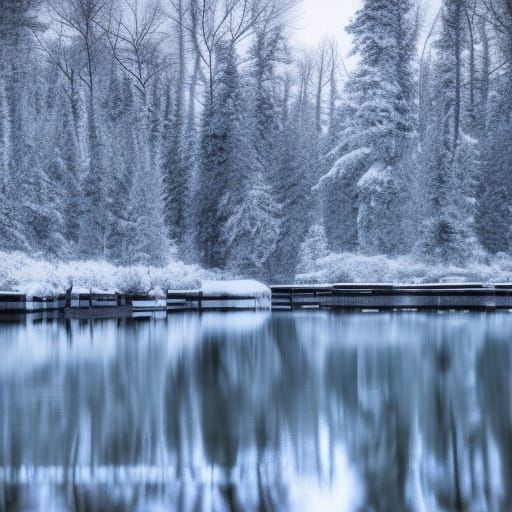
left=0, top=78, right=8, bottom=178
left=126, top=161, right=170, bottom=266
left=104, top=71, right=135, bottom=263
left=270, top=81, right=317, bottom=282
left=250, top=24, right=285, bottom=180
left=0, top=0, right=44, bottom=252
left=125, top=91, right=170, bottom=266
left=475, top=93, right=512, bottom=254
left=416, top=0, right=481, bottom=264
left=79, top=97, right=107, bottom=258
left=59, top=107, right=81, bottom=248
left=296, top=223, right=330, bottom=274
left=195, top=43, right=244, bottom=269
left=162, top=78, right=189, bottom=247
left=475, top=11, right=512, bottom=254
left=318, top=0, right=416, bottom=255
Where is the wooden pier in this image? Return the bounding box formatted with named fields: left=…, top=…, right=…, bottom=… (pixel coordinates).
left=271, top=284, right=512, bottom=311
left=2, top=283, right=512, bottom=317
left=0, top=280, right=272, bottom=316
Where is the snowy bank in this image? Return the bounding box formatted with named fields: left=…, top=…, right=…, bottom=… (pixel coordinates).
left=296, top=252, right=512, bottom=285
left=202, top=280, right=270, bottom=298
left=0, top=252, right=215, bottom=296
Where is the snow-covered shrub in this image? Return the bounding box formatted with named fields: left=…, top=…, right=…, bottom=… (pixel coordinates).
left=0, top=252, right=213, bottom=295
left=115, top=267, right=152, bottom=294
left=296, top=252, right=512, bottom=284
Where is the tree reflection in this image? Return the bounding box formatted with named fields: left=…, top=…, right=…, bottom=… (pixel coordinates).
left=0, top=313, right=511, bottom=511
left=477, top=338, right=512, bottom=510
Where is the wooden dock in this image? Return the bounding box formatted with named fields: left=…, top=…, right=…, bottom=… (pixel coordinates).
left=271, top=284, right=512, bottom=311
left=0, top=281, right=272, bottom=316
left=2, top=283, right=512, bottom=316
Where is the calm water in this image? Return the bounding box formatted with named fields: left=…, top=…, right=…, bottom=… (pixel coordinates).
left=0, top=312, right=511, bottom=512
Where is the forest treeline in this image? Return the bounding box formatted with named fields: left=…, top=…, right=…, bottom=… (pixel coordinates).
left=0, top=0, right=511, bottom=282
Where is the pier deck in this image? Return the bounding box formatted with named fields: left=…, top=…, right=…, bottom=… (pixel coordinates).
left=271, top=284, right=512, bottom=311
left=2, top=283, right=512, bottom=316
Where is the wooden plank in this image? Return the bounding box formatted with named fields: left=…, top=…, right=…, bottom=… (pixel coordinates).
left=272, top=284, right=512, bottom=310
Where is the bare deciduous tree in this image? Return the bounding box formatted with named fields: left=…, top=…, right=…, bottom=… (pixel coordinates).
left=102, top=0, right=170, bottom=95
left=46, top=0, right=108, bottom=98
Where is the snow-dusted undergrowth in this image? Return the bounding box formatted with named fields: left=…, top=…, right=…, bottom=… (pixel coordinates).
left=0, top=252, right=216, bottom=296
left=296, top=252, right=512, bottom=284
left=3, top=251, right=512, bottom=297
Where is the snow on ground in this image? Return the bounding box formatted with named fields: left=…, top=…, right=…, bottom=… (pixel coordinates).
left=295, top=252, right=512, bottom=284
left=201, top=280, right=270, bottom=297
left=3, top=251, right=512, bottom=296
left=0, top=252, right=216, bottom=296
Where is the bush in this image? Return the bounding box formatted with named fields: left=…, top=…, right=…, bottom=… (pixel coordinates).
left=296, top=252, right=512, bottom=284
left=0, top=252, right=214, bottom=296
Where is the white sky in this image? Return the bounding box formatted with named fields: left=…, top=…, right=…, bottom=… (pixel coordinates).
left=292, top=0, right=361, bottom=52
left=292, top=0, right=442, bottom=54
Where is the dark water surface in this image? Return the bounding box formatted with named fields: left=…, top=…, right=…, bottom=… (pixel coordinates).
left=0, top=312, right=511, bottom=512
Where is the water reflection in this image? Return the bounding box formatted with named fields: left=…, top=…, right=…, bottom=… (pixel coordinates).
left=0, top=312, right=511, bottom=511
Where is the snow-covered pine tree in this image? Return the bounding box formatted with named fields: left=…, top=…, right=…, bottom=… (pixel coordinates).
left=475, top=87, right=512, bottom=253
left=250, top=23, right=285, bottom=180
left=148, top=77, right=165, bottom=173
left=475, top=10, right=512, bottom=254
left=195, top=43, right=244, bottom=269
left=162, top=79, right=189, bottom=248
left=126, top=160, right=170, bottom=266
left=79, top=95, right=107, bottom=258
left=321, top=46, right=352, bottom=252
left=223, top=169, right=280, bottom=276
left=104, top=71, right=135, bottom=264
left=270, top=69, right=318, bottom=282
left=416, top=0, right=481, bottom=264
left=0, top=0, right=45, bottom=252
left=59, top=106, right=81, bottom=249
left=34, top=78, right=75, bottom=256
left=223, top=21, right=285, bottom=277
left=322, top=104, right=359, bottom=251
left=163, top=0, right=189, bottom=249
left=0, top=71, right=28, bottom=251
left=317, top=0, right=416, bottom=256
left=0, top=77, right=8, bottom=178
left=296, top=223, right=330, bottom=274
left=124, top=89, right=170, bottom=266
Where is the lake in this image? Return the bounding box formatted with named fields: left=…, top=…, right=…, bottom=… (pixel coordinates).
left=0, top=311, right=510, bottom=511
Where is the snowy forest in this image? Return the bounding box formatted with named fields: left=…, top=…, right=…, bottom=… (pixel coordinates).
left=1, top=0, right=512, bottom=284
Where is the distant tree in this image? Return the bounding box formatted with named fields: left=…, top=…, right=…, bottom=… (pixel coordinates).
left=296, top=223, right=329, bottom=274
left=195, top=42, right=244, bottom=268
left=162, top=0, right=189, bottom=248
left=270, top=63, right=318, bottom=282
left=474, top=3, right=512, bottom=254
left=103, top=70, right=135, bottom=263
left=416, top=0, right=481, bottom=264
left=0, top=0, right=45, bottom=252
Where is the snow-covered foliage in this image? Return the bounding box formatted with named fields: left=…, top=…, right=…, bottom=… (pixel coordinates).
left=296, top=252, right=512, bottom=285
left=202, top=279, right=270, bottom=298
left=1, top=0, right=512, bottom=281
left=0, top=252, right=214, bottom=296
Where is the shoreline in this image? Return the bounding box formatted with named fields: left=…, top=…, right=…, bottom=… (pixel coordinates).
left=2, top=282, right=512, bottom=318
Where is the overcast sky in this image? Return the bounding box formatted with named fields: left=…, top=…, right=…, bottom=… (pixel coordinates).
left=292, top=0, right=442, bottom=53
left=292, top=0, right=361, bottom=51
